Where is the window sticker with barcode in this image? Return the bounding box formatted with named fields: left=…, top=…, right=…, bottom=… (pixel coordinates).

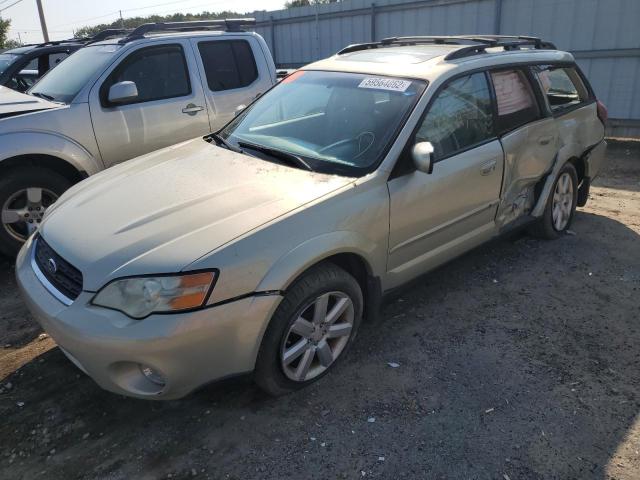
left=358, top=77, right=412, bottom=92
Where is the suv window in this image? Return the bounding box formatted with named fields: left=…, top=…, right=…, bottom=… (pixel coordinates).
left=198, top=40, right=258, bottom=92
left=416, top=72, right=494, bottom=160
left=533, top=65, right=588, bottom=112
left=104, top=45, right=191, bottom=105
left=490, top=69, right=540, bottom=134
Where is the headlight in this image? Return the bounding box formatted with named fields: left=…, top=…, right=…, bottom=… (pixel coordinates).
left=92, top=271, right=217, bottom=319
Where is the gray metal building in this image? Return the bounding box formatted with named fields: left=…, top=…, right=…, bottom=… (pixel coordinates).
left=251, top=0, right=640, bottom=138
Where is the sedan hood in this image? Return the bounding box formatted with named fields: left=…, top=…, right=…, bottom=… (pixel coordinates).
left=0, top=86, right=61, bottom=119
left=41, top=138, right=353, bottom=291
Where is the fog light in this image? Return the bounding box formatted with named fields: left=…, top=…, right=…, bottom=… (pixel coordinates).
left=139, top=365, right=166, bottom=387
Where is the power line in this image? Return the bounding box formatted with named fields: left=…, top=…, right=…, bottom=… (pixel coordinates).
left=0, top=0, right=24, bottom=14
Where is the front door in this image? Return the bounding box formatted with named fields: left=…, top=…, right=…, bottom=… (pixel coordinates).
left=89, top=40, right=210, bottom=167
left=387, top=72, right=504, bottom=288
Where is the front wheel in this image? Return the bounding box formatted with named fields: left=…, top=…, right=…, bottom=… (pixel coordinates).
left=254, top=263, right=363, bottom=396
left=528, top=162, right=578, bottom=240
left=0, top=168, right=72, bottom=257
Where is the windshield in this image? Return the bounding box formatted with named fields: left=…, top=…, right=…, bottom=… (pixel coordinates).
left=30, top=44, right=123, bottom=103
left=0, top=53, right=19, bottom=75
left=221, top=71, right=426, bottom=176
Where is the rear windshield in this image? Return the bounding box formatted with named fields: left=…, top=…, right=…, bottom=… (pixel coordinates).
left=0, top=53, right=19, bottom=75
left=30, top=44, right=123, bottom=103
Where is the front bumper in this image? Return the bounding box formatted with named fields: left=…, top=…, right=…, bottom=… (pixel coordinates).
left=16, top=237, right=282, bottom=400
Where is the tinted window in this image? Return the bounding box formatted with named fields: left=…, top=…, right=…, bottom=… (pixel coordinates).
left=491, top=69, right=540, bottom=133
left=106, top=45, right=190, bottom=105
left=416, top=72, right=494, bottom=160
left=534, top=65, right=587, bottom=112
left=198, top=40, right=258, bottom=91
left=49, top=52, right=70, bottom=68
left=0, top=53, right=19, bottom=75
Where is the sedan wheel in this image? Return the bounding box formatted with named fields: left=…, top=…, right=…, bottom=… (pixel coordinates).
left=552, top=172, right=574, bottom=231
left=281, top=291, right=355, bottom=382
left=255, top=263, right=363, bottom=396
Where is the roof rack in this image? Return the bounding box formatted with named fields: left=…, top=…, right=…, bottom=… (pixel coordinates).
left=84, top=28, right=133, bottom=43
left=337, top=35, right=557, bottom=60
left=119, top=18, right=256, bottom=43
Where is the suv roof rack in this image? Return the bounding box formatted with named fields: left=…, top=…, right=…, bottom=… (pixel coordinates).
left=119, top=18, right=256, bottom=43
left=337, top=35, right=557, bottom=60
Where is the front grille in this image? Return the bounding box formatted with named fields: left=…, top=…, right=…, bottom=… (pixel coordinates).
left=34, top=236, right=83, bottom=301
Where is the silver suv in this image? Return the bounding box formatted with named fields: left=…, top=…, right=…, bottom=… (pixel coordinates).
left=0, top=19, right=276, bottom=256
left=17, top=36, right=607, bottom=400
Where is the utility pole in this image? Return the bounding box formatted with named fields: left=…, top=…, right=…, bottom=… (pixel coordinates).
left=35, top=0, right=49, bottom=42
left=17, top=32, right=22, bottom=45
left=119, top=10, right=124, bottom=28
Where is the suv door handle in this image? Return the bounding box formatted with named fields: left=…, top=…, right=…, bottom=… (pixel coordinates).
left=182, top=104, right=204, bottom=115
left=538, top=135, right=554, bottom=146
left=480, top=159, right=497, bottom=176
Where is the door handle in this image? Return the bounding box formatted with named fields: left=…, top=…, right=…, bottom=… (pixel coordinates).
left=182, top=104, right=204, bottom=115
left=480, top=159, right=497, bottom=176
left=538, top=135, right=554, bottom=146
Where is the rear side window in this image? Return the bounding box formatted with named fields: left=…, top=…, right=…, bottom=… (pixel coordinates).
left=105, top=44, right=191, bottom=105
left=491, top=69, right=540, bottom=134
left=533, top=65, right=588, bottom=112
left=416, top=72, right=494, bottom=160
left=198, top=40, right=258, bottom=92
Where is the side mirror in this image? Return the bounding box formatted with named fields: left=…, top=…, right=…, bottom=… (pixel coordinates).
left=108, top=81, right=138, bottom=104
left=412, top=141, right=434, bottom=174
left=234, top=104, right=247, bottom=117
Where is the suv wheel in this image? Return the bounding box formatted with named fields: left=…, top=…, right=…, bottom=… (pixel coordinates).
left=255, top=263, right=363, bottom=396
left=0, top=168, right=72, bottom=257
left=529, top=162, right=578, bottom=240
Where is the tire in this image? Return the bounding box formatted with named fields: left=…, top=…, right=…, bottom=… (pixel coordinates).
left=254, top=263, right=363, bottom=396
left=0, top=168, right=72, bottom=257
left=528, top=162, right=578, bottom=240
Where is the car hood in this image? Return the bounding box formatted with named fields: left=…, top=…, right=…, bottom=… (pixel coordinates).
left=40, top=138, right=354, bottom=291
left=0, top=86, right=62, bottom=119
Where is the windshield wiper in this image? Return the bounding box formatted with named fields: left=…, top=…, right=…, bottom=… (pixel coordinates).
left=209, top=132, right=242, bottom=153
left=237, top=141, right=313, bottom=171
left=30, top=92, right=56, bottom=101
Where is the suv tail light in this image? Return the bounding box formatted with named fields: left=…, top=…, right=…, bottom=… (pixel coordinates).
left=596, top=100, right=608, bottom=126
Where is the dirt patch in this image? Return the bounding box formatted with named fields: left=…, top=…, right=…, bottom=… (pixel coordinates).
left=1, top=143, right=639, bottom=480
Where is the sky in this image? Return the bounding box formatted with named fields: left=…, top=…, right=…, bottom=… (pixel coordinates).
left=1, top=0, right=287, bottom=43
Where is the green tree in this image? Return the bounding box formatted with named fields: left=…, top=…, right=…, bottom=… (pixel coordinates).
left=0, top=17, right=10, bottom=49
left=284, top=0, right=341, bottom=8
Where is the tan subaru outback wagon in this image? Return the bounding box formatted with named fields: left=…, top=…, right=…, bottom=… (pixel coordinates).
left=17, top=36, right=607, bottom=399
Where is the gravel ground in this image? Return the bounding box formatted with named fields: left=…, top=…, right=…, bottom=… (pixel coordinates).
left=1, top=142, right=639, bottom=480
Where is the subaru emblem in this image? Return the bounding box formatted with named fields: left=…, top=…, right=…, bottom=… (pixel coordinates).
left=47, top=258, right=57, bottom=274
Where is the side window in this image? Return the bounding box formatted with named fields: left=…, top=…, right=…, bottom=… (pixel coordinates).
left=49, top=52, right=70, bottom=69
left=198, top=40, right=258, bottom=92
left=416, top=72, right=494, bottom=160
left=533, top=65, right=588, bottom=112
left=103, top=45, right=191, bottom=106
left=490, top=69, right=540, bottom=133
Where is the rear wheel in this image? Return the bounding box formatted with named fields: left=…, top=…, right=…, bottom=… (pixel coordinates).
left=0, top=168, right=72, bottom=257
left=528, top=162, right=578, bottom=239
left=255, top=263, right=363, bottom=396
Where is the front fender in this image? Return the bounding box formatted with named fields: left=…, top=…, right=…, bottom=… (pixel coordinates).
left=255, top=231, right=382, bottom=294
left=0, top=131, right=103, bottom=175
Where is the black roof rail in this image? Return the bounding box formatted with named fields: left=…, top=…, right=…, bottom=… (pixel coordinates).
left=85, top=28, right=133, bottom=43
left=337, top=35, right=557, bottom=60
left=119, top=18, right=256, bottom=43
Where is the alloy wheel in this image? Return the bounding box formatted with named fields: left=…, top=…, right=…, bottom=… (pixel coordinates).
left=1, top=188, right=58, bottom=242
left=552, top=172, right=573, bottom=231
left=280, top=291, right=355, bottom=382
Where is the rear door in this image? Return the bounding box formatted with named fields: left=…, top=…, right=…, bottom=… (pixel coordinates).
left=89, top=39, right=210, bottom=167
left=489, top=68, right=558, bottom=228
left=190, top=36, right=274, bottom=130
left=387, top=72, right=504, bottom=287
